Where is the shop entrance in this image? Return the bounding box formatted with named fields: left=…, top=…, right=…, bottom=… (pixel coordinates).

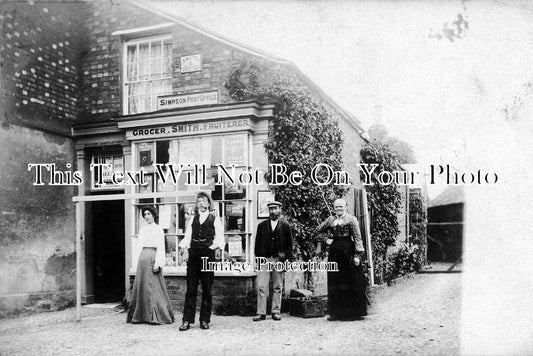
left=91, top=200, right=125, bottom=303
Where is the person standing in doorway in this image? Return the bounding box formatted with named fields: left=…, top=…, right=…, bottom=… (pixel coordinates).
left=178, top=191, right=225, bottom=331
left=253, top=201, right=293, bottom=321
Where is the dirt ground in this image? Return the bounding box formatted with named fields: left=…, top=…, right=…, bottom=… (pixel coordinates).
left=0, top=263, right=461, bottom=355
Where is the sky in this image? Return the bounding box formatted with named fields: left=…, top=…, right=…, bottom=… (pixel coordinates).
left=145, top=1, right=533, bottom=352
left=148, top=0, right=533, bottom=199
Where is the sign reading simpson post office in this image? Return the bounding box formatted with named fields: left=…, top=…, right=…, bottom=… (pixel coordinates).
left=157, top=90, right=219, bottom=110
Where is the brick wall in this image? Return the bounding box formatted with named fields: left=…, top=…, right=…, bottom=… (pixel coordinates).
left=79, top=0, right=259, bottom=121
left=128, top=272, right=325, bottom=315
left=129, top=275, right=254, bottom=312
left=0, top=2, right=82, bottom=317
left=1, top=2, right=87, bottom=132
left=0, top=0, right=365, bottom=317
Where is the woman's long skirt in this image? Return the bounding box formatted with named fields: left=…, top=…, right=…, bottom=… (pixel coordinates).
left=126, top=247, right=175, bottom=324
left=327, top=237, right=369, bottom=320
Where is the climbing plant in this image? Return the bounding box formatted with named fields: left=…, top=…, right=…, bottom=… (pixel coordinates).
left=225, top=59, right=348, bottom=289
left=360, top=140, right=403, bottom=283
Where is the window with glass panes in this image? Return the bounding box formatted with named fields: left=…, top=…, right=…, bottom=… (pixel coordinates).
left=130, top=132, right=252, bottom=273
left=124, top=36, right=172, bottom=114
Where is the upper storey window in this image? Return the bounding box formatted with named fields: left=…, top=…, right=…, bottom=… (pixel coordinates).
left=124, top=36, right=172, bottom=114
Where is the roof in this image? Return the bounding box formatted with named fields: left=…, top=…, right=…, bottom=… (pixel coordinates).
left=428, top=186, right=464, bottom=208
left=126, top=0, right=364, bottom=133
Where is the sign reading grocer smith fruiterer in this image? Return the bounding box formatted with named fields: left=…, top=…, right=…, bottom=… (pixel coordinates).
left=157, top=90, right=219, bottom=111
left=126, top=118, right=251, bottom=140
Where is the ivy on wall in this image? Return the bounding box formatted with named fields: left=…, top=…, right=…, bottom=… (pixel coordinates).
left=360, top=140, right=403, bottom=283
left=225, top=60, right=347, bottom=283
left=226, top=59, right=423, bottom=286
left=409, top=191, right=428, bottom=265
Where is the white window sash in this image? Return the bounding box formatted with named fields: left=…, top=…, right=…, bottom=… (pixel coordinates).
left=122, top=35, right=172, bottom=115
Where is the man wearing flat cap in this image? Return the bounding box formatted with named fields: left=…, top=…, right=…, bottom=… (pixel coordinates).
left=253, top=200, right=293, bottom=321
left=178, top=191, right=225, bottom=331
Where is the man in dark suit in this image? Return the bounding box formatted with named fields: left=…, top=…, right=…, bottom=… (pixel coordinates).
left=253, top=201, right=293, bottom=321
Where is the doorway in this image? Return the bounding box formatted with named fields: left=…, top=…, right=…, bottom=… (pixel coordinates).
left=92, top=200, right=125, bottom=303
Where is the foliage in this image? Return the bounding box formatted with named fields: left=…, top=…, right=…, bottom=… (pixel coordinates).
left=360, top=141, right=403, bottom=256
left=367, top=125, right=416, bottom=164
left=373, top=243, right=424, bottom=285
left=372, top=258, right=395, bottom=285
left=429, top=12, right=469, bottom=42
left=214, top=290, right=257, bottom=316
left=225, top=59, right=348, bottom=287
left=386, top=136, right=416, bottom=164
left=409, top=192, right=427, bottom=246
left=393, top=243, right=424, bottom=276
left=359, top=140, right=403, bottom=282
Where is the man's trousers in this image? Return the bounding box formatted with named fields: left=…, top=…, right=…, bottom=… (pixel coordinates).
left=256, top=257, right=284, bottom=315
left=182, top=247, right=215, bottom=323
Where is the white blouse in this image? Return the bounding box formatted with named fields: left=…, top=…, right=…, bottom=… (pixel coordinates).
left=136, top=223, right=166, bottom=270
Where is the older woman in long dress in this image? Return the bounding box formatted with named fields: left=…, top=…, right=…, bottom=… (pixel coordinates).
left=127, top=206, right=174, bottom=324
left=317, top=199, right=368, bottom=321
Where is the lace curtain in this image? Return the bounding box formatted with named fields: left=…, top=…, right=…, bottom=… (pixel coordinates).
left=126, top=41, right=172, bottom=114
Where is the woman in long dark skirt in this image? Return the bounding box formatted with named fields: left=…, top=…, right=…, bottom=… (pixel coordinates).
left=318, top=198, right=369, bottom=321
left=127, top=206, right=174, bottom=324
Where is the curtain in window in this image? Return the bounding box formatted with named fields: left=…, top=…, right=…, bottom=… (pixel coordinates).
left=125, top=40, right=173, bottom=114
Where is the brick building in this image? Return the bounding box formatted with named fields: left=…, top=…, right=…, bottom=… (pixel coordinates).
left=0, top=0, right=366, bottom=315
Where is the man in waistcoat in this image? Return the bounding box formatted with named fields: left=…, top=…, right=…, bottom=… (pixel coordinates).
left=178, top=191, right=225, bottom=331
left=253, top=201, right=293, bottom=321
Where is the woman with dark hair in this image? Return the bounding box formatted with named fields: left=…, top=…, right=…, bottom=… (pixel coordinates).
left=127, top=206, right=174, bottom=324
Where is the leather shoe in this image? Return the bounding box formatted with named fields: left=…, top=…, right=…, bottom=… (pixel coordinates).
left=253, top=314, right=266, bottom=321
left=200, top=321, right=210, bottom=329
left=179, top=321, right=190, bottom=331
left=272, top=313, right=281, bottom=321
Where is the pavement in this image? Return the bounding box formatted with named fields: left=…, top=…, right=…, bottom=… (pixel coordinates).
left=0, top=263, right=461, bottom=355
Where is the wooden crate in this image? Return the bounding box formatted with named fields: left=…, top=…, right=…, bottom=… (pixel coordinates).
left=289, top=296, right=327, bottom=318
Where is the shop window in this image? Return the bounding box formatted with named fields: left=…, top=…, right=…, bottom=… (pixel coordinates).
left=124, top=36, right=173, bottom=114
left=131, top=133, right=252, bottom=273
left=91, top=148, right=124, bottom=191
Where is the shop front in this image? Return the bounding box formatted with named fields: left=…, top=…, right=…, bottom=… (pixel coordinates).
left=73, top=100, right=276, bottom=307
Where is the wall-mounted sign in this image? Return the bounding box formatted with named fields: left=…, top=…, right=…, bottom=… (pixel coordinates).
left=157, top=90, right=218, bottom=111
left=180, top=54, right=202, bottom=73
left=126, top=118, right=251, bottom=140
left=224, top=134, right=246, bottom=166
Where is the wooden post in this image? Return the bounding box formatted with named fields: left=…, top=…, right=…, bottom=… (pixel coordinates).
left=76, top=201, right=82, bottom=322
left=361, top=190, right=375, bottom=286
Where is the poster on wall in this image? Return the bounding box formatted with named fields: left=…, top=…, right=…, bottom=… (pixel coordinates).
left=224, top=134, right=246, bottom=166
left=257, top=191, right=275, bottom=218
left=227, top=235, right=243, bottom=257
left=158, top=205, right=172, bottom=229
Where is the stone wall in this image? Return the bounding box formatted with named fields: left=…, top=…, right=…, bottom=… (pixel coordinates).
left=0, top=125, right=76, bottom=318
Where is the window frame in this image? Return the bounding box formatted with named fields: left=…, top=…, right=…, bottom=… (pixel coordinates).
left=122, top=34, right=173, bottom=115
left=129, top=132, right=254, bottom=275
